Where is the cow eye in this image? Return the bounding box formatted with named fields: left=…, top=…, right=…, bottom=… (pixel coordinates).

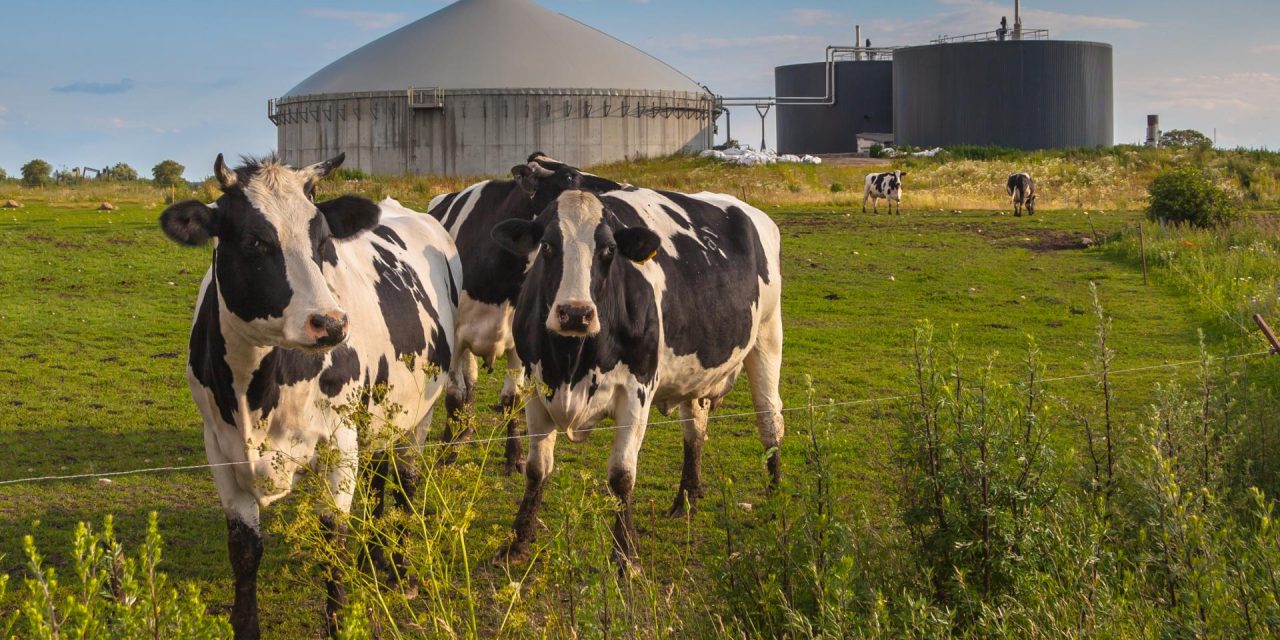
left=246, top=237, right=271, bottom=253
left=598, top=244, right=615, bottom=259
left=540, top=241, right=555, bottom=257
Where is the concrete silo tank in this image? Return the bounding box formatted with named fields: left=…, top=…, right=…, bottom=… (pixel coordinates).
left=271, top=0, right=715, bottom=177
left=893, top=40, right=1113, bottom=150
left=774, top=60, right=893, bottom=155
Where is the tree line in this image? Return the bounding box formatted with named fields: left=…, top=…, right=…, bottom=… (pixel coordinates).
left=5, top=159, right=187, bottom=187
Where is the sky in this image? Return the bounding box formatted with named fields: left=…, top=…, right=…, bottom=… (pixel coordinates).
left=0, top=0, right=1277, bottom=179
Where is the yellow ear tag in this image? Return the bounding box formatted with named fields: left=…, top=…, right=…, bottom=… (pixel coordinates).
left=639, top=249, right=658, bottom=264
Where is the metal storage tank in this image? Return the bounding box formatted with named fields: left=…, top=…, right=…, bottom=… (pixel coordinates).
left=893, top=40, right=1113, bottom=150
left=774, top=60, right=893, bottom=155
left=271, top=0, right=715, bottom=177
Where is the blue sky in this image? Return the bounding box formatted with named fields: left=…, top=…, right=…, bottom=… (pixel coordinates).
left=1, top=0, right=1277, bottom=179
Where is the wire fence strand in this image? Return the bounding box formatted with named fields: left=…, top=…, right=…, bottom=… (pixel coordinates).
left=0, top=349, right=1272, bottom=488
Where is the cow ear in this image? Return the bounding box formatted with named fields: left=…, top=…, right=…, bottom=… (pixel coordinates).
left=512, top=165, right=538, bottom=194
left=160, top=200, right=217, bottom=247
left=318, top=195, right=380, bottom=239
left=615, top=227, right=661, bottom=264
left=492, top=219, right=544, bottom=255
left=898, top=171, right=908, bottom=178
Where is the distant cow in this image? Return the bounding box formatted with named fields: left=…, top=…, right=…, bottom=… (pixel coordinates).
left=863, top=170, right=906, bottom=214
left=491, top=185, right=785, bottom=565
left=160, top=154, right=460, bottom=639
left=427, top=153, right=622, bottom=473
left=1008, top=172, right=1036, bottom=216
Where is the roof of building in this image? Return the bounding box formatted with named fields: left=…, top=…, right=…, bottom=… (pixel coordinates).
left=284, top=0, right=705, bottom=97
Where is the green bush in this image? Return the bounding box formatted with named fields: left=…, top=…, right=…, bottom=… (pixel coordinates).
left=0, top=167, right=7, bottom=180
left=21, top=159, right=52, bottom=187
left=7, top=512, right=229, bottom=638
left=829, top=182, right=846, bottom=193
left=869, top=144, right=885, bottom=159
left=1146, top=166, right=1236, bottom=228
left=103, top=163, right=139, bottom=182
left=151, top=160, right=186, bottom=188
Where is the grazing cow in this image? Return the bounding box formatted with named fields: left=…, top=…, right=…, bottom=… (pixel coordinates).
left=428, top=153, right=622, bottom=473
left=862, top=170, right=906, bottom=214
left=491, top=186, right=785, bottom=565
left=160, top=154, right=460, bottom=639
left=1008, top=172, right=1037, bottom=217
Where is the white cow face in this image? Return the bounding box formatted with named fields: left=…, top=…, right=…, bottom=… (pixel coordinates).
left=492, top=191, right=660, bottom=338
left=160, top=154, right=381, bottom=352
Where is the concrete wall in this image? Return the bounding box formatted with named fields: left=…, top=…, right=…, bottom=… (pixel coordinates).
left=894, top=41, right=1113, bottom=150
left=775, top=60, right=893, bottom=155
left=274, top=89, right=715, bottom=177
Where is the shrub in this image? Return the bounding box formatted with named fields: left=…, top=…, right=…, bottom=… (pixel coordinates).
left=151, top=160, right=186, bottom=188
left=9, top=512, right=229, bottom=638
left=1146, top=166, right=1236, bottom=228
left=869, top=144, right=885, bottom=158
left=0, top=167, right=7, bottom=180
left=20, top=159, right=52, bottom=187
left=830, top=182, right=846, bottom=193
left=103, top=162, right=139, bottom=181
left=1161, top=129, right=1213, bottom=149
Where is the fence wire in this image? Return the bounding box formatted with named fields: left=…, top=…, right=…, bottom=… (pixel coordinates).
left=0, top=349, right=1272, bottom=488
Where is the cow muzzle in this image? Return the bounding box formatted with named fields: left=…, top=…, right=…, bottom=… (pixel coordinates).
left=305, top=311, right=349, bottom=348
left=550, top=302, right=598, bottom=337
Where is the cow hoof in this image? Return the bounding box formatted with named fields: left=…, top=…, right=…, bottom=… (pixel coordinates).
left=504, top=459, right=526, bottom=476
left=496, top=542, right=531, bottom=566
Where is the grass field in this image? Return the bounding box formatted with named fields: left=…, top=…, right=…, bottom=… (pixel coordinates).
left=4, top=183, right=1267, bottom=636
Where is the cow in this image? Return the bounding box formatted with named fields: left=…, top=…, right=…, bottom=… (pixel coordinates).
left=1008, top=172, right=1037, bottom=217
left=427, top=153, right=622, bottom=473
left=490, top=185, right=785, bottom=565
left=863, top=170, right=906, bottom=214
left=159, top=153, right=460, bottom=640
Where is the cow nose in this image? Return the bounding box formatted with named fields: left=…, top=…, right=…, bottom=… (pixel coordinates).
left=555, top=303, right=596, bottom=333
left=307, top=311, right=348, bottom=346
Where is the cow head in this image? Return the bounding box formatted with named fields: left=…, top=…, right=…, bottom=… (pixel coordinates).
left=160, top=153, right=381, bottom=352
left=888, top=171, right=906, bottom=200
left=491, top=191, right=659, bottom=337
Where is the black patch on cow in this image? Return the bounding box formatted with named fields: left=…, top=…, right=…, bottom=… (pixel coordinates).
left=246, top=347, right=325, bottom=420
left=372, top=226, right=407, bottom=250
left=436, top=162, right=625, bottom=308
left=375, top=355, right=389, bottom=388
left=319, top=346, right=361, bottom=397
left=189, top=278, right=237, bottom=425
left=317, top=196, right=380, bottom=239
left=207, top=188, right=294, bottom=322
left=310, top=214, right=338, bottom=267
left=513, top=200, right=661, bottom=392
left=444, top=260, right=459, bottom=308
left=602, top=191, right=770, bottom=370
left=370, top=245, right=451, bottom=371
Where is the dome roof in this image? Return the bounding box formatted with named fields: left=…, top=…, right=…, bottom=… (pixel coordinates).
left=284, top=0, right=704, bottom=97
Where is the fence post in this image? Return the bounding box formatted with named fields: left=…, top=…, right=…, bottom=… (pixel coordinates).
left=1139, top=222, right=1149, bottom=286
left=1253, top=314, right=1280, bottom=355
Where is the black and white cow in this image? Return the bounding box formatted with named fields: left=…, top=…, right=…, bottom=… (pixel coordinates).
left=160, top=154, right=460, bottom=639
left=863, top=170, right=906, bottom=214
left=491, top=186, right=785, bottom=564
left=1007, top=172, right=1037, bottom=217
left=428, top=153, right=622, bottom=473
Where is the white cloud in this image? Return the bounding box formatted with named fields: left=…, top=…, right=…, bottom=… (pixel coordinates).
left=656, top=33, right=825, bottom=52
left=0, top=103, right=7, bottom=126
left=301, top=8, right=406, bottom=31
left=1251, top=44, right=1280, bottom=55
left=1135, top=72, right=1280, bottom=114
left=786, top=9, right=848, bottom=28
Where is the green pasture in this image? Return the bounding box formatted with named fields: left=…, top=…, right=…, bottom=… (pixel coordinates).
left=0, top=199, right=1253, bottom=636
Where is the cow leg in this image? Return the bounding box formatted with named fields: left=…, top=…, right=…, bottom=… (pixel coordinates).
left=872, top=196, right=879, bottom=214
left=862, top=191, right=869, bottom=213
left=668, top=398, right=709, bottom=517
left=442, top=347, right=478, bottom=463
left=608, top=396, right=651, bottom=566
left=319, top=428, right=358, bottom=637
left=500, top=399, right=557, bottom=564
left=206, top=429, right=263, bottom=640
left=500, top=348, right=527, bottom=475
left=746, top=309, right=785, bottom=488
